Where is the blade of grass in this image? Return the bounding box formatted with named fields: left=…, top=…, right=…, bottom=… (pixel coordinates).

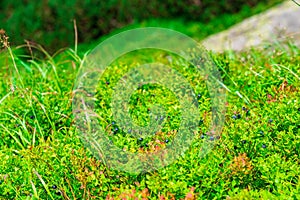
left=30, top=180, right=39, bottom=199
left=292, top=0, right=300, bottom=7
left=73, top=19, right=78, bottom=55
left=235, top=90, right=251, bottom=104
left=0, top=91, right=12, bottom=105
left=29, top=60, right=48, bottom=79
left=0, top=124, right=25, bottom=149
left=18, top=42, right=62, bottom=94
left=1, top=111, right=31, bottom=145
left=272, top=63, right=300, bottom=80
left=33, top=96, right=57, bottom=133
left=33, top=169, right=54, bottom=200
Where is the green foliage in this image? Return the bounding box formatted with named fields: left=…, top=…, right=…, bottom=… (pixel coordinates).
left=0, top=0, right=283, bottom=52
left=0, top=34, right=299, bottom=199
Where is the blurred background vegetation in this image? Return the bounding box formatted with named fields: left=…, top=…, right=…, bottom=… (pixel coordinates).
left=0, top=0, right=283, bottom=53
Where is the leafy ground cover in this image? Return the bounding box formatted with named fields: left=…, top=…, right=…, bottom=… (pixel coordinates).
left=0, top=26, right=299, bottom=199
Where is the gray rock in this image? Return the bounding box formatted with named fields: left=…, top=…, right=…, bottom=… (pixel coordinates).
left=202, top=1, right=300, bottom=52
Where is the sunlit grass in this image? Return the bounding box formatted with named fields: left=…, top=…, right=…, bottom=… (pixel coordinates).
left=0, top=33, right=299, bottom=199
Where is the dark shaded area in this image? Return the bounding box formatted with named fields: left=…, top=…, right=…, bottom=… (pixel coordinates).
left=0, top=0, right=281, bottom=52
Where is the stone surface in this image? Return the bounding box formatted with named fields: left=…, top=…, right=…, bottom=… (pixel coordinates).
left=202, top=1, right=300, bottom=52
